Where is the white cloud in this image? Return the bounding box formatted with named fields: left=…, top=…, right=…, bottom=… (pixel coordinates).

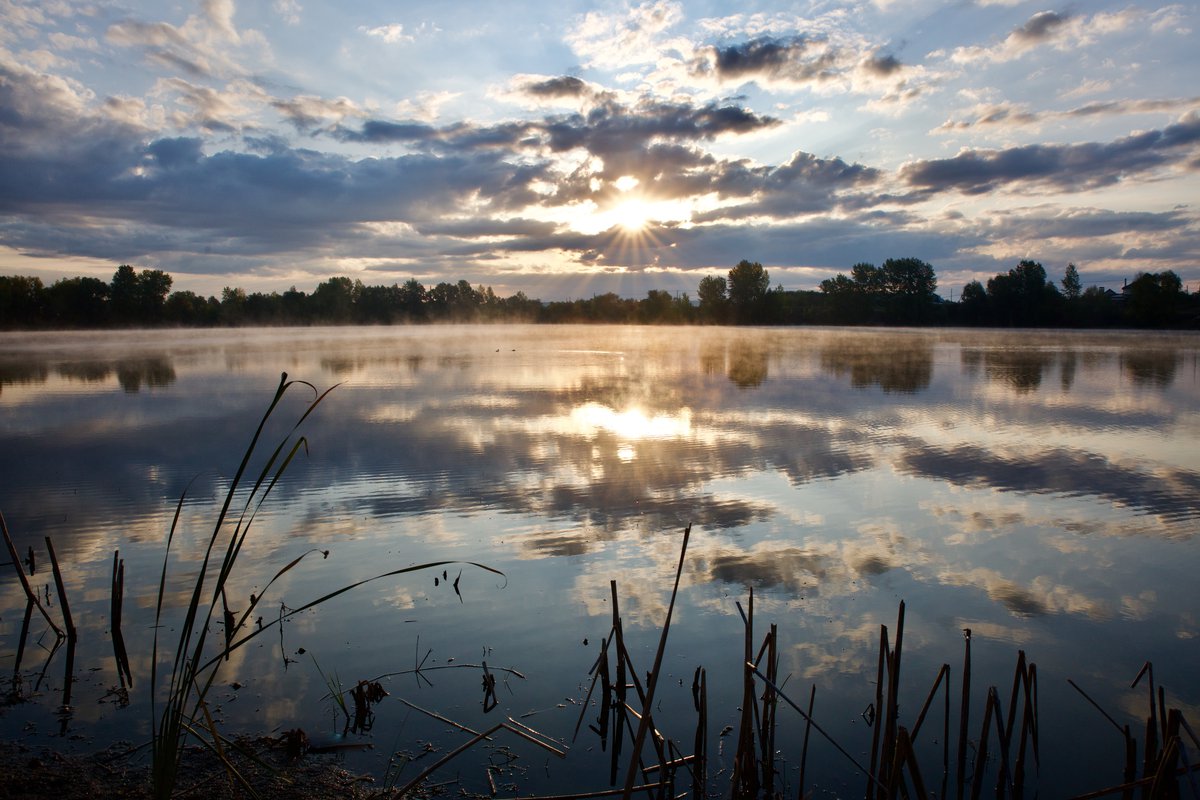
left=565, top=0, right=692, bottom=70
left=360, top=23, right=412, bottom=44
left=274, top=0, right=302, bottom=26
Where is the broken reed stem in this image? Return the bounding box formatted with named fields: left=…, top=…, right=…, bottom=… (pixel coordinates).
left=499, top=782, right=672, bottom=800
left=867, top=624, right=888, bottom=800
left=733, top=589, right=758, bottom=798
left=395, top=722, right=506, bottom=797
left=958, top=628, right=972, bottom=800
left=393, top=719, right=565, bottom=799
left=691, top=666, right=706, bottom=800
left=13, top=598, right=34, bottom=677
left=110, top=550, right=133, bottom=687
left=762, top=623, right=778, bottom=797
left=0, top=511, right=64, bottom=640
left=1068, top=679, right=1128, bottom=737
left=1068, top=761, right=1200, bottom=800
left=881, top=600, right=906, bottom=792
left=44, top=537, right=75, bottom=640
left=398, top=698, right=493, bottom=741
left=798, top=684, right=816, bottom=799
left=619, top=523, right=691, bottom=800
left=746, top=664, right=886, bottom=792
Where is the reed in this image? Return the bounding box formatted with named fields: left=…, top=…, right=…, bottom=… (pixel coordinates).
left=148, top=372, right=504, bottom=799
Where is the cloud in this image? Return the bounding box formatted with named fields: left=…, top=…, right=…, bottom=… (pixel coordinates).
left=273, top=0, right=301, bottom=26
left=359, top=23, right=412, bottom=44
left=520, top=75, right=592, bottom=100
left=271, top=93, right=364, bottom=131
left=936, top=98, right=1200, bottom=133
left=565, top=0, right=690, bottom=71
left=333, top=95, right=780, bottom=161
left=903, top=114, right=1200, bottom=194
left=691, top=150, right=881, bottom=221
left=947, top=8, right=1147, bottom=65
left=105, top=0, right=261, bottom=80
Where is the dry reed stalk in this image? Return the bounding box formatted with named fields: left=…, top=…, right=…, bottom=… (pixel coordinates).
left=619, top=523, right=691, bottom=800
left=867, top=624, right=889, bottom=800
left=497, top=782, right=671, bottom=800
left=392, top=718, right=566, bottom=799
left=958, top=628, right=972, bottom=800
left=1124, top=726, right=1138, bottom=800
left=885, top=726, right=929, bottom=799
left=13, top=598, right=34, bottom=678
left=110, top=550, right=133, bottom=687
left=691, top=666, right=706, bottom=800
left=1067, top=762, right=1200, bottom=800
left=880, top=601, right=906, bottom=793
left=798, top=684, right=816, bottom=799
left=398, top=697, right=493, bottom=740
left=910, top=663, right=951, bottom=772
left=44, top=537, right=75, bottom=640
left=732, top=590, right=758, bottom=798
left=747, top=664, right=885, bottom=792
left=1012, top=661, right=1039, bottom=798
left=762, top=623, right=778, bottom=797
left=0, top=511, right=64, bottom=639
left=1134, top=662, right=1161, bottom=785
left=970, top=687, right=996, bottom=800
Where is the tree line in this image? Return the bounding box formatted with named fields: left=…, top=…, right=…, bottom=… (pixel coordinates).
left=0, top=260, right=1196, bottom=330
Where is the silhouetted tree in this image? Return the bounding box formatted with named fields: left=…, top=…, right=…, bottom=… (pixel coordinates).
left=880, top=257, right=937, bottom=323
left=399, top=278, right=427, bottom=320
left=47, top=276, right=109, bottom=326
left=165, top=290, right=218, bottom=325
left=109, top=265, right=172, bottom=324
left=697, top=275, right=728, bottom=323
left=1124, top=270, right=1184, bottom=327
left=0, top=275, right=46, bottom=327
left=727, top=260, right=769, bottom=323
left=985, top=260, right=1062, bottom=326
left=1061, top=263, right=1082, bottom=300
left=311, top=276, right=357, bottom=322
left=220, top=286, right=248, bottom=324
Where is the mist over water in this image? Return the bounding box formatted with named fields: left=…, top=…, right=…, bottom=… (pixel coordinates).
left=2, top=325, right=1199, bottom=797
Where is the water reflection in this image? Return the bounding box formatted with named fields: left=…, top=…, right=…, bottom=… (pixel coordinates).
left=0, top=354, right=176, bottom=393
left=961, top=347, right=1059, bottom=393
left=819, top=334, right=933, bottom=393
left=1, top=325, right=1199, bottom=797
left=1122, top=349, right=1180, bottom=387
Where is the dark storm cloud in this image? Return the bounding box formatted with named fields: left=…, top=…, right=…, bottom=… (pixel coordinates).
left=902, top=114, right=1200, bottom=194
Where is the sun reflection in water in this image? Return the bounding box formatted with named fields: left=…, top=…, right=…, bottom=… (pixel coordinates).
left=569, top=402, right=692, bottom=442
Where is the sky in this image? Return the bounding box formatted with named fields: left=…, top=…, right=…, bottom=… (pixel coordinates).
left=1, top=0, right=1198, bottom=301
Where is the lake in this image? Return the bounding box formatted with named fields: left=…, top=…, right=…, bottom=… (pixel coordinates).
left=2, top=324, right=1199, bottom=798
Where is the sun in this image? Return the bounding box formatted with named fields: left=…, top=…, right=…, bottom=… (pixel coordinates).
left=612, top=198, right=651, bottom=232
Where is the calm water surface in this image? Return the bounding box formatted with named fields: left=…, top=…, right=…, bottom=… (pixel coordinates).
left=2, top=325, right=1199, bottom=797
